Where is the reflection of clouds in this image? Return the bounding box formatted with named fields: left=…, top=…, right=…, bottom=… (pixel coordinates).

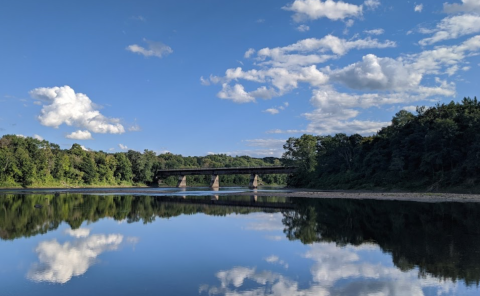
left=201, top=267, right=329, bottom=296
left=245, top=213, right=284, bottom=232
left=27, top=233, right=124, bottom=284
left=265, top=255, right=288, bottom=269
left=200, top=242, right=458, bottom=296
left=265, top=235, right=283, bottom=241
left=64, top=228, right=90, bottom=238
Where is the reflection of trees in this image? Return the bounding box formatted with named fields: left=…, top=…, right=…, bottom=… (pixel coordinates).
left=0, top=194, right=275, bottom=240
left=283, top=198, right=480, bottom=286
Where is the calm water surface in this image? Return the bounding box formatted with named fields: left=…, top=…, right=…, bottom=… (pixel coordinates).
left=1, top=187, right=480, bottom=295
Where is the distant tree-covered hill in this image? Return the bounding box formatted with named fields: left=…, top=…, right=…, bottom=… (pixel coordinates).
left=282, top=97, right=480, bottom=191
left=0, top=135, right=286, bottom=188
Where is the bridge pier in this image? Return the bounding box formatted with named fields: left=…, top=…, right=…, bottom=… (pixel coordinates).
left=249, top=174, right=258, bottom=189
left=210, top=175, right=219, bottom=188
left=177, top=175, right=187, bottom=188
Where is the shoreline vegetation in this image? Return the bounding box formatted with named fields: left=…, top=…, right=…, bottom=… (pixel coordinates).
left=0, top=134, right=286, bottom=188
left=2, top=98, right=480, bottom=197
left=283, top=98, right=480, bottom=194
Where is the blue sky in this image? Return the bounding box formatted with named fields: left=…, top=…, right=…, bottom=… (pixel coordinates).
left=1, top=0, right=479, bottom=157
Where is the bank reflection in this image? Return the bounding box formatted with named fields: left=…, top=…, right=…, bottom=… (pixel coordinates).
left=1, top=194, right=480, bottom=287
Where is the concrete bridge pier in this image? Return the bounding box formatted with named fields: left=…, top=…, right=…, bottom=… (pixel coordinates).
left=249, top=174, right=258, bottom=189
left=210, top=175, right=219, bottom=188
left=177, top=175, right=187, bottom=188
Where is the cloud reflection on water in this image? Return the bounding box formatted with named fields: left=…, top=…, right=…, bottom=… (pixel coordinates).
left=200, top=242, right=458, bottom=296
left=27, top=227, right=135, bottom=284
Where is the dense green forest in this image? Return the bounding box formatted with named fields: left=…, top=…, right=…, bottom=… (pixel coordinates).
left=282, top=97, right=480, bottom=191
left=0, top=135, right=286, bottom=188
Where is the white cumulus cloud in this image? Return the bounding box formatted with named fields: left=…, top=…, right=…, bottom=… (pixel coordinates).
left=264, top=108, right=280, bottom=114
left=119, top=144, right=128, bottom=151
left=66, top=130, right=93, bottom=140
left=30, top=86, right=125, bottom=135
left=33, top=134, right=43, bottom=141
left=419, top=14, right=480, bottom=46
left=283, top=0, right=363, bottom=22
left=126, top=39, right=173, bottom=58
left=244, top=48, right=256, bottom=58
left=364, top=0, right=380, bottom=10
left=415, top=4, right=423, bottom=12
left=444, top=0, right=480, bottom=14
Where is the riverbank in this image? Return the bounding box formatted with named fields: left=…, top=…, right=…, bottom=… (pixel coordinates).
left=2, top=186, right=480, bottom=203
left=223, top=189, right=480, bottom=203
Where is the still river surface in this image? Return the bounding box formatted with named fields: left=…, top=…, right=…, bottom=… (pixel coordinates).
left=1, top=187, right=480, bottom=295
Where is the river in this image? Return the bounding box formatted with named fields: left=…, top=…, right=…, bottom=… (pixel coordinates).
left=1, top=187, right=479, bottom=295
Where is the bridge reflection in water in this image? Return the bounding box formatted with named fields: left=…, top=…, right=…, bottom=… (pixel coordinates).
left=155, top=166, right=297, bottom=189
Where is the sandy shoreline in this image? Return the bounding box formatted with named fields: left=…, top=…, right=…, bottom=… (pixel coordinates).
left=224, top=190, right=480, bottom=203
left=2, top=187, right=480, bottom=203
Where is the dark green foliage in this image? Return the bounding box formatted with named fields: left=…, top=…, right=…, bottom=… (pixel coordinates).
left=283, top=97, right=480, bottom=191
left=0, top=135, right=286, bottom=187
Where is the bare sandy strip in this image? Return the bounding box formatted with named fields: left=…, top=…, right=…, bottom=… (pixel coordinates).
left=1, top=187, right=480, bottom=203
left=225, top=190, right=480, bottom=203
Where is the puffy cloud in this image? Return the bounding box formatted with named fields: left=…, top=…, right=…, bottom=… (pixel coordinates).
left=205, top=35, right=395, bottom=104
left=364, top=28, right=384, bottom=35
left=411, top=35, right=480, bottom=75
left=33, top=134, right=43, bottom=141
left=296, top=25, right=310, bottom=32
left=283, top=0, right=363, bottom=22
left=364, top=0, right=380, bottom=10
left=30, top=86, right=125, bottom=134
left=258, top=34, right=396, bottom=57
left=119, top=144, right=128, bottom=150
left=27, top=233, right=123, bottom=284
left=304, top=107, right=389, bottom=135
left=444, top=0, right=480, bottom=14
left=217, top=83, right=255, bottom=103
left=66, top=130, right=93, bottom=140
left=419, top=14, right=480, bottom=45
left=414, top=4, right=423, bottom=12
left=331, top=54, right=423, bottom=91
left=126, top=39, right=173, bottom=58
left=244, top=48, right=256, bottom=58
left=264, top=108, right=279, bottom=114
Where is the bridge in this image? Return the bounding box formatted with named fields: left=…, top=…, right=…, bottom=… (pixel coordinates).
left=155, top=166, right=297, bottom=189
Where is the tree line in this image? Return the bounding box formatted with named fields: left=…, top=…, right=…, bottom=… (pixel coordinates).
left=0, top=135, right=286, bottom=188
left=282, top=97, right=480, bottom=191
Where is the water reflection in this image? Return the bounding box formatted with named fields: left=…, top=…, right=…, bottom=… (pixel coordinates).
left=1, top=193, right=480, bottom=293
left=201, top=242, right=457, bottom=296
left=26, top=227, right=137, bottom=284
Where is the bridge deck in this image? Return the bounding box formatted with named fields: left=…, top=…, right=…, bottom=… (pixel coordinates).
left=156, top=166, right=297, bottom=176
